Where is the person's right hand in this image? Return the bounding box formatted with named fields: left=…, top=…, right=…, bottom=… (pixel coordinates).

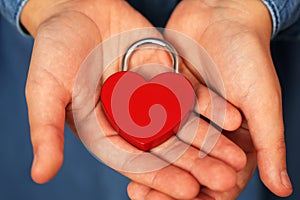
left=21, top=0, right=246, bottom=199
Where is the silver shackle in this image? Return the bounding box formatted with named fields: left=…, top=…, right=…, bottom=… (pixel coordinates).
left=122, top=38, right=179, bottom=73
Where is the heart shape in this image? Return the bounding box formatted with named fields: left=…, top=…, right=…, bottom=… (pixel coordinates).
left=101, top=71, right=195, bottom=151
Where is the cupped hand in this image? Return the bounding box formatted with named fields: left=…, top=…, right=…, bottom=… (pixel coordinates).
left=21, top=0, right=157, bottom=183
left=22, top=0, right=246, bottom=199
left=165, top=0, right=292, bottom=197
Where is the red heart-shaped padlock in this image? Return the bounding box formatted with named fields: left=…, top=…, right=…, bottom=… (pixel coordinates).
left=101, top=71, right=195, bottom=151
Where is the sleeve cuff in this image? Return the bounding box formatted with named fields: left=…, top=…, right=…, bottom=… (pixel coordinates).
left=262, top=0, right=300, bottom=37
left=16, top=0, right=30, bottom=36
left=261, top=0, right=280, bottom=37
left=0, top=0, right=30, bottom=37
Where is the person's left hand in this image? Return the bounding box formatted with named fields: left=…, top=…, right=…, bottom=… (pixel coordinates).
left=164, top=0, right=292, bottom=197
left=128, top=0, right=293, bottom=198
left=127, top=121, right=256, bottom=200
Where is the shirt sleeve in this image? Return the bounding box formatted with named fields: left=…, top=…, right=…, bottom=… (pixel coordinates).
left=262, top=0, right=300, bottom=36
left=0, top=0, right=29, bottom=36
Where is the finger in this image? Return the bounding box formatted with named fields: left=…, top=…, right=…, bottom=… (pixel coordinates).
left=151, top=136, right=237, bottom=192
left=242, top=93, right=293, bottom=197
left=127, top=181, right=153, bottom=200
left=26, top=72, right=69, bottom=184
left=124, top=163, right=200, bottom=199
left=223, top=120, right=255, bottom=153
left=201, top=154, right=257, bottom=200
left=180, top=64, right=242, bottom=131
left=128, top=181, right=215, bottom=200
left=203, top=128, right=257, bottom=200
left=145, top=191, right=176, bottom=200
left=128, top=181, right=175, bottom=200
left=177, top=116, right=247, bottom=171
left=194, top=84, right=242, bottom=131
left=195, top=193, right=215, bottom=200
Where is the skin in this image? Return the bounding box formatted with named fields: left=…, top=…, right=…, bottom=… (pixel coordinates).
left=127, top=121, right=257, bottom=200
left=20, top=0, right=292, bottom=199
left=21, top=0, right=245, bottom=199
left=128, top=0, right=293, bottom=199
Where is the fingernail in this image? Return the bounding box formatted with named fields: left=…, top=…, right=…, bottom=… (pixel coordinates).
left=281, top=170, right=292, bottom=189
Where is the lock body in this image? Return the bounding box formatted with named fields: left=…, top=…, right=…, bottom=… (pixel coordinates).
left=101, top=71, right=195, bottom=151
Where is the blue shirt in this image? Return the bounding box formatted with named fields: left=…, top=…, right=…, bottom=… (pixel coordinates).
left=1, top=0, right=300, bottom=37
left=0, top=0, right=27, bottom=35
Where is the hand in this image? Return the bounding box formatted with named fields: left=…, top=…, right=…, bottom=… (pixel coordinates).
left=127, top=121, right=256, bottom=200
left=22, top=0, right=246, bottom=199
left=165, top=0, right=292, bottom=197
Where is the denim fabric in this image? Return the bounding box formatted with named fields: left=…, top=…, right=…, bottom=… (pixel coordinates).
left=262, top=0, right=300, bottom=36
left=0, top=0, right=28, bottom=35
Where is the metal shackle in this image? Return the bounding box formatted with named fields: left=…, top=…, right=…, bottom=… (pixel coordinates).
left=122, top=38, right=179, bottom=73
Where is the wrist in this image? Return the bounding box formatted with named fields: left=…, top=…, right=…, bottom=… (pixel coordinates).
left=182, top=0, right=272, bottom=41
left=20, top=0, right=65, bottom=36
left=245, top=0, right=273, bottom=41
left=20, top=0, right=122, bottom=37
left=227, top=0, right=273, bottom=41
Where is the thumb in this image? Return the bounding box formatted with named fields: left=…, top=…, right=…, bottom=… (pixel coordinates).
left=23, top=10, right=99, bottom=184
left=26, top=66, right=69, bottom=184
left=242, top=84, right=293, bottom=197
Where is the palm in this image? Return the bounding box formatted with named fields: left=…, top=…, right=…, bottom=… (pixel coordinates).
left=166, top=0, right=276, bottom=104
